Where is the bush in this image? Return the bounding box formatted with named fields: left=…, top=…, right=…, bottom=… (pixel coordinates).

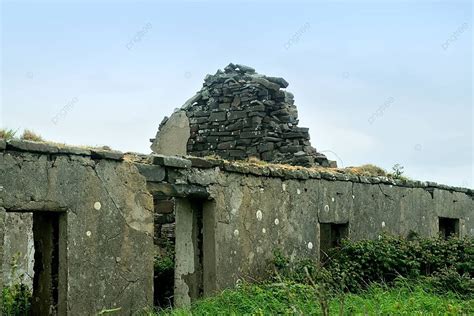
left=274, top=235, right=474, bottom=297
left=20, top=129, right=44, bottom=142
left=0, top=128, right=17, bottom=141
left=154, top=239, right=175, bottom=307
left=2, top=253, right=31, bottom=315
left=2, top=283, right=31, bottom=316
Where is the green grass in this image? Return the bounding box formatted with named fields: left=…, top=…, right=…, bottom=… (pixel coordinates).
left=152, top=281, right=473, bottom=316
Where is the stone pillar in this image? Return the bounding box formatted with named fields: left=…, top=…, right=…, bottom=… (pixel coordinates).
left=174, top=199, right=203, bottom=308
left=202, top=201, right=216, bottom=296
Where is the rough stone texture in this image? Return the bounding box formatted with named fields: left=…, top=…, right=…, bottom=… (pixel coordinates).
left=150, top=154, right=192, bottom=169
left=0, top=207, right=5, bottom=311
left=2, top=212, right=34, bottom=288
left=151, top=110, right=191, bottom=155
left=151, top=64, right=334, bottom=167
left=0, top=148, right=153, bottom=315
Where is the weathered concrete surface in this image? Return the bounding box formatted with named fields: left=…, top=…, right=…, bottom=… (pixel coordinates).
left=0, top=148, right=154, bottom=315
left=0, top=207, right=5, bottom=311
left=157, top=158, right=474, bottom=306
left=2, top=212, right=34, bottom=288
left=174, top=199, right=194, bottom=307
left=151, top=111, right=190, bottom=155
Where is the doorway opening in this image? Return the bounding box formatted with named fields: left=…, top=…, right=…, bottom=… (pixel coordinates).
left=319, top=222, right=348, bottom=264
left=4, top=211, right=66, bottom=315
left=438, top=217, right=459, bottom=239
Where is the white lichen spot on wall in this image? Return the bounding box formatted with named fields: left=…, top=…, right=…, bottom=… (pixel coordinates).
left=256, top=210, right=263, bottom=221
left=331, top=197, right=335, bottom=202
left=352, top=195, right=355, bottom=199
left=282, top=183, right=286, bottom=191
left=274, top=218, right=280, bottom=225
left=324, top=205, right=330, bottom=212
left=381, top=221, right=386, bottom=228
left=86, top=231, right=92, bottom=237
left=260, top=188, right=264, bottom=193
left=233, top=229, right=240, bottom=237
left=94, top=202, right=101, bottom=210
left=256, top=246, right=263, bottom=254
left=248, top=252, right=255, bottom=264
left=297, top=189, right=301, bottom=195
left=262, top=228, right=266, bottom=234
left=307, top=242, right=313, bottom=250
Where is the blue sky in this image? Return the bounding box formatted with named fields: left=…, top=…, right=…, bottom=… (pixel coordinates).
left=1, top=0, right=472, bottom=187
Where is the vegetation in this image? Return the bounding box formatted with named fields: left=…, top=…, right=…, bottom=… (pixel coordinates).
left=2, top=253, right=32, bottom=316
left=344, top=163, right=387, bottom=177
left=0, top=128, right=17, bottom=141
left=153, top=235, right=473, bottom=315
left=154, top=238, right=176, bottom=307
left=0, top=128, right=44, bottom=142
left=154, top=281, right=473, bottom=315
left=19, top=129, right=44, bottom=142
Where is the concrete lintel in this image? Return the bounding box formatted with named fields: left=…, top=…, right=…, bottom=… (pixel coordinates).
left=147, top=183, right=209, bottom=199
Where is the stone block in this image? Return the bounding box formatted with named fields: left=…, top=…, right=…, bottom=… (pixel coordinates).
left=187, top=157, right=216, bottom=168
left=91, top=149, right=124, bottom=160
left=228, top=150, right=246, bottom=158
left=151, top=110, right=191, bottom=155
left=135, top=163, right=166, bottom=182
left=0, top=139, right=6, bottom=150
left=154, top=199, right=175, bottom=214
left=147, top=182, right=209, bottom=199
left=57, top=146, right=91, bottom=156
left=7, top=139, right=59, bottom=154
left=264, top=76, right=289, bottom=88
left=227, top=111, right=247, bottom=120
left=209, top=111, right=227, bottom=122
left=150, top=155, right=192, bottom=169
left=258, top=142, right=274, bottom=153
left=217, top=141, right=236, bottom=150
left=240, top=131, right=265, bottom=139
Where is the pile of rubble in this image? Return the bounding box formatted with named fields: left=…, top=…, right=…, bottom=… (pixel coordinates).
left=155, top=63, right=334, bottom=167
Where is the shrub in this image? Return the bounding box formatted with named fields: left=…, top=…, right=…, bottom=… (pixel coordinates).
left=2, top=283, right=31, bottom=316
left=20, top=129, right=44, bottom=142
left=344, top=164, right=387, bottom=177
left=154, top=239, right=175, bottom=307
left=427, top=267, right=474, bottom=297
left=2, top=253, right=32, bottom=315
left=0, top=128, right=17, bottom=141
left=274, top=235, right=474, bottom=297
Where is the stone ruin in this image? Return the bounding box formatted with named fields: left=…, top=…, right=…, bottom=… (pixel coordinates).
left=1, top=64, right=473, bottom=314
left=151, top=63, right=336, bottom=167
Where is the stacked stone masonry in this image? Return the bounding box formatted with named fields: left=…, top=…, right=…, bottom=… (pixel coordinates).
left=151, top=63, right=334, bottom=167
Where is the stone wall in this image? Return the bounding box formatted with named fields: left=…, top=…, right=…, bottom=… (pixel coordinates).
left=2, top=212, right=34, bottom=288
left=2, top=138, right=473, bottom=311
left=0, top=139, right=154, bottom=315
left=137, top=154, right=474, bottom=307
left=151, top=64, right=334, bottom=167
